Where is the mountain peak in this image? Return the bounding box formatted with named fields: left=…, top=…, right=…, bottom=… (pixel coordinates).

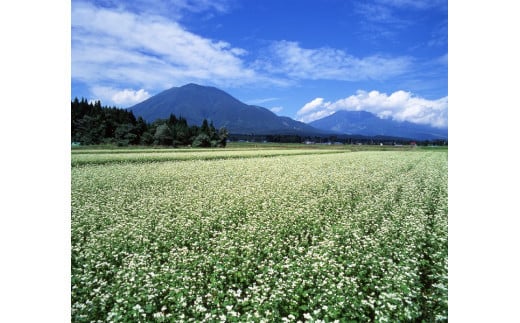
left=180, top=83, right=212, bottom=89
left=182, top=83, right=201, bottom=87
left=129, top=84, right=322, bottom=135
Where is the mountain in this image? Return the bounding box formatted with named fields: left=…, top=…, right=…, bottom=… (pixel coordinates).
left=309, top=110, right=448, bottom=141
left=128, top=83, right=323, bottom=135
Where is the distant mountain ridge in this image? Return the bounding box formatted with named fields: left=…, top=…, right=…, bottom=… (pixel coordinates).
left=309, top=110, right=448, bottom=141
left=129, top=83, right=447, bottom=140
left=128, top=83, right=323, bottom=135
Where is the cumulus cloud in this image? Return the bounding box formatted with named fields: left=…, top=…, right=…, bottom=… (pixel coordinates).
left=269, top=106, right=283, bottom=113
left=91, top=87, right=151, bottom=107
left=299, top=98, right=326, bottom=115
left=257, top=41, right=412, bottom=81
left=297, top=90, right=447, bottom=128
left=112, top=89, right=151, bottom=106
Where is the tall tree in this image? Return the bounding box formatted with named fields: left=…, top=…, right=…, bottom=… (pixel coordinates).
left=154, top=124, right=173, bottom=146
left=200, top=119, right=210, bottom=135
left=218, top=127, right=228, bottom=147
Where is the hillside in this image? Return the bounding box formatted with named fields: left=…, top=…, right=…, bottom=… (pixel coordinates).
left=309, top=110, right=448, bottom=140
left=129, top=84, right=323, bottom=135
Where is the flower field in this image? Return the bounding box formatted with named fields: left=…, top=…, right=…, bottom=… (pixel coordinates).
left=71, top=148, right=347, bottom=166
left=71, top=149, right=448, bottom=322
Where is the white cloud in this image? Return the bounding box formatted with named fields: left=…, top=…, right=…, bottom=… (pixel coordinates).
left=258, top=41, right=412, bottom=81
left=72, top=3, right=253, bottom=82
left=297, top=90, right=448, bottom=128
left=298, top=98, right=327, bottom=115
left=375, top=0, right=446, bottom=10
left=112, top=89, right=151, bottom=106
left=91, top=87, right=151, bottom=107
left=162, top=0, right=231, bottom=14
left=72, top=2, right=276, bottom=104
left=355, top=3, right=403, bottom=24
left=269, top=106, right=283, bottom=113
left=428, top=21, right=448, bottom=47
left=86, top=0, right=231, bottom=20
left=353, top=1, right=446, bottom=42
left=247, top=97, right=279, bottom=105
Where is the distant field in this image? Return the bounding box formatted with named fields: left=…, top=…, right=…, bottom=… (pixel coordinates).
left=71, top=148, right=448, bottom=322
left=70, top=142, right=435, bottom=165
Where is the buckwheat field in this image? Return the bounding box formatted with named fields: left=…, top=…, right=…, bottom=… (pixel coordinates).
left=71, top=148, right=448, bottom=322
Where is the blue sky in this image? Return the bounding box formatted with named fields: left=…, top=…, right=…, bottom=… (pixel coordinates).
left=71, top=0, right=448, bottom=127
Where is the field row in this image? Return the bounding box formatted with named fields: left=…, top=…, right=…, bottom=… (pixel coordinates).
left=71, top=150, right=448, bottom=322
left=71, top=148, right=349, bottom=166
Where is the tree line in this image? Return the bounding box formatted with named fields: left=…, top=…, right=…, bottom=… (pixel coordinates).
left=71, top=98, right=228, bottom=147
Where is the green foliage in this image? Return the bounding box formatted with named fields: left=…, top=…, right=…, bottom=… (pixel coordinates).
left=218, top=127, right=228, bottom=147
left=192, top=133, right=211, bottom=147
left=200, top=118, right=210, bottom=135
left=71, top=98, right=229, bottom=148
left=139, top=131, right=154, bottom=145
left=153, top=124, right=173, bottom=146
left=71, top=98, right=140, bottom=145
